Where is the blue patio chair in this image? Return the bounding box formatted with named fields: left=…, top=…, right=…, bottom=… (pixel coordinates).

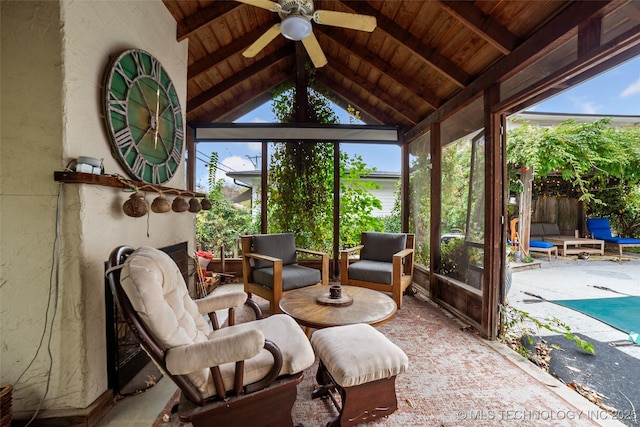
left=586, top=218, right=640, bottom=257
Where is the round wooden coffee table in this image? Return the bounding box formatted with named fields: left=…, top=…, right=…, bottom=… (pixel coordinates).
left=279, top=284, right=397, bottom=336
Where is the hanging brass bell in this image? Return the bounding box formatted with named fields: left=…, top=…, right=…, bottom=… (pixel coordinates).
left=122, top=192, right=148, bottom=217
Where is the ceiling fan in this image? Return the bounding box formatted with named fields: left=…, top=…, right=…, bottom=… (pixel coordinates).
left=237, top=0, right=377, bottom=68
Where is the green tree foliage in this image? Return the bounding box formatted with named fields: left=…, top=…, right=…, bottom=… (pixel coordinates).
left=269, top=84, right=383, bottom=252
left=338, top=153, right=384, bottom=248
left=409, top=150, right=432, bottom=265
left=441, top=139, right=472, bottom=233
left=508, top=118, right=640, bottom=236
left=196, top=152, right=256, bottom=255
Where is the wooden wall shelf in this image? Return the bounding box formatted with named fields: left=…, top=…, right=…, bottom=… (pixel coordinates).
left=53, top=171, right=205, bottom=197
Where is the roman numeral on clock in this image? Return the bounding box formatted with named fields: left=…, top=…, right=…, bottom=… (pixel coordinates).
left=114, top=127, right=137, bottom=158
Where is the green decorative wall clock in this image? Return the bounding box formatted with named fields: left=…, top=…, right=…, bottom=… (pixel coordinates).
left=103, top=49, right=184, bottom=184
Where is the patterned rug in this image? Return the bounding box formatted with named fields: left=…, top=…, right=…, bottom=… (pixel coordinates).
left=154, top=291, right=602, bottom=427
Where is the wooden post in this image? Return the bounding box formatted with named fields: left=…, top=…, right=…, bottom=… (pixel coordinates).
left=519, top=167, right=534, bottom=254
left=260, top=142, right=268, bottom=234
left=186, top=125, right=196, bottom=191
left=483, top=84, right=502, bottom=340
left=400, top=132, right=410, bottom=233
left=429, top=122, right=441, bottom=298
left=333, top=142, right=340, bottom=279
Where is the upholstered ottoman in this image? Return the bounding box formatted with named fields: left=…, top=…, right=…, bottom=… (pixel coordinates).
left=310, top=324, right=408, bottom=427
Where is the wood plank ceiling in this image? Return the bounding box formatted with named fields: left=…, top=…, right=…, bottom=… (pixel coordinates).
left=162, top=0, right=635, bottom=132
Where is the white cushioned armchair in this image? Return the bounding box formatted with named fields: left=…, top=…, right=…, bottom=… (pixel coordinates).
left=106, top=245, right=315, bottom=427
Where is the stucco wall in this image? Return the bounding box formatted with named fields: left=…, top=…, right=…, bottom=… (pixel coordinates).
left=1, top=0, right=192, bottom=417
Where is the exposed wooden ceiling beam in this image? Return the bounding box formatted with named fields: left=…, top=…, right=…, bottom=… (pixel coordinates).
left=187, top=45, right=294, bottom=111
left=406, top=1, right=613, bottom=141
left=311, top=81, right=383, bottom=125
left=315, top=28, right=440, bottom=110
left=175, top=1, right=241, bottom=41
left=436, top=1, right=519, bottom=55
left=213, top=90, right=277, bottom=123
left=188, top=21, right=280, bottom=80
left=338, top=0, right=471, bottom=88
left=314, top=74, right=398, bottom=124
left=324, top=61, right=419, bottom=125
left=191, top=71, right=291, bottom=124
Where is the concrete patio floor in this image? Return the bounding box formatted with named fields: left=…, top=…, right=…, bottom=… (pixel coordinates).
left=508, top=252, right=640, bottom=361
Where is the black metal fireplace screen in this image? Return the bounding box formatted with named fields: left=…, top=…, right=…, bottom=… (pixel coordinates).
left=105, top=242, right=190, bottom=394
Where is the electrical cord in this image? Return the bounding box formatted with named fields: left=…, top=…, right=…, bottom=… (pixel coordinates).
left=13, top=183, right=63, bottom=426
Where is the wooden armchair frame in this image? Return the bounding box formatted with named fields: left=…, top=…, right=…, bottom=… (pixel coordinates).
left=340, top=233, right=415, bottom=309
left=241, top=235, right=329, bottom=314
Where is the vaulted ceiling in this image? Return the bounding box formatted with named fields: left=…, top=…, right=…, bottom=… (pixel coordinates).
left=162, top=0, right=640, bottom=134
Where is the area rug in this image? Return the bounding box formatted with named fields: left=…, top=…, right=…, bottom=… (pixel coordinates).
left=154, top=292, right=606, bottom=427
left=538, top=333, right=640, bottom=427
left=550, top=296, right=640, bottom=334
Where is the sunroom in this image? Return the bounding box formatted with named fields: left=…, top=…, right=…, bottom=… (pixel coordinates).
left=1, top=0, right=639, bottom=425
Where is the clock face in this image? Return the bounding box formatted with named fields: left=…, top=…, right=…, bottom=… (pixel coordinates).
left=103, top=49, right=184, bottom=184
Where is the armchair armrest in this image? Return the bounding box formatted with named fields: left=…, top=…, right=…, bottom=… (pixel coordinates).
left=393, top=248, right=414, bottom=259
left=296, top=248, right=326, bottom=257
left=393, top=247, right=414, bottom=276
left=194, top=291, right=247, bottom=315
left=165, top=329, right=265, bottom=374
left=340, top=245, right=364, bottom=285
left=340, top=245, right=364, bottom=256
left=298, top=248, right=329, bottom=286
left=244, top=252, right=283, bottom=265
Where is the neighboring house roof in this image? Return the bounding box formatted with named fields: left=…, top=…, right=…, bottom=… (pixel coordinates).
left=227, top=169, right=400, bottom=216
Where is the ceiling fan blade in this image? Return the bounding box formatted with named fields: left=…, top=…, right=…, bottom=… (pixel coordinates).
left=302, top=33, right=328, bottom=68
left=312, top=10, right=377, bottom=32
left=235, top=0, right=279, bottom=12
left=243, top=24, right=282, bottom=58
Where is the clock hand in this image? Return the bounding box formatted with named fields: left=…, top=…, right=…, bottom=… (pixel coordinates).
left=155, top=132, right=172, bottom=158
left=154, top=85, right=160, bottom=149
left=135, top=80, right=154, bottom=114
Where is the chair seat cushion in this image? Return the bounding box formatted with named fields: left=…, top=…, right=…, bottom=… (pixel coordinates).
left=311, top=324, right=408, bottom=388
left=530, top=240, right=554, bottom=248
left=348, top=259, right=393, bottom=284
left=604, top=237, right=640, bottom=244
left=212, top=314, right=315, bottom=395
left=253, top=264, right=321, bottom=290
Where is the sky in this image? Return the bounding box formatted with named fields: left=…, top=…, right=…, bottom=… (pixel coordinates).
left=194, top=55, right=640, bottom=191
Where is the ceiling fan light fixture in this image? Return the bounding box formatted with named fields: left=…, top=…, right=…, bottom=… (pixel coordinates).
left=280, top=15, right=312, bottom=40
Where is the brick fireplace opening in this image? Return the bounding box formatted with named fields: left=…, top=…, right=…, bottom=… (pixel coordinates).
left=104, top=242, right=190, bottom=394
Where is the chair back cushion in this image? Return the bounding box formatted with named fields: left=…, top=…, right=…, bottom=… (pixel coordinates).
left=253, top=233, right=297, bottom=269
left=361, top=232, right=407, bottom=262
left=587, top=218, right=613, bottom=239
left=120, top=246, right=212, bottom=395
left=530, top=223, right=544, bottom=240
left=541, top=223, right=560, bottom=236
